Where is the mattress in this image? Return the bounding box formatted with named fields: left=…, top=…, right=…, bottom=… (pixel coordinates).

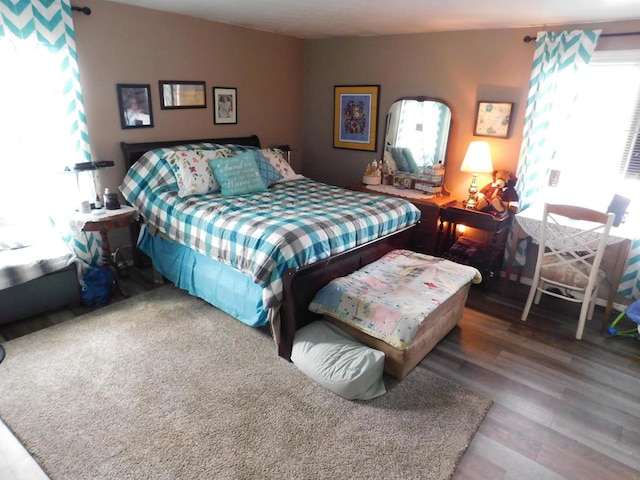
left=121, top=144, right=420, bottom=311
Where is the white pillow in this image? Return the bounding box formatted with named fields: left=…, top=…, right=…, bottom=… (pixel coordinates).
left=259, top=148, right=301, bottom=183
left=164, top=148, right=231, bottom=197
left=384, top=150, right=398, bottom=173
left=291, top=320, right=386, bottom=401
left=0, top=225, right=35, bottom=251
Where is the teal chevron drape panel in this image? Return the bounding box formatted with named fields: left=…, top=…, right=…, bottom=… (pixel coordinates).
left=0, top=0, right=100, bottom=271
left=619, top=239, right=640, bottom=300
left=505, top=30, right=601, bottom=271
left=0, top=0, right=91, bottom=163
left=515, top=30, right=601, bottom=209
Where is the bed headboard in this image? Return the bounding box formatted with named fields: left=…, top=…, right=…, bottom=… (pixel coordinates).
left=120, top=134, right=261, bottom=170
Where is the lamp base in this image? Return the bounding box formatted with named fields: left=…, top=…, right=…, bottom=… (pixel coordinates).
left=465, top=196, right=478, bottom=209
left=465, top=174, right=479, bottom=209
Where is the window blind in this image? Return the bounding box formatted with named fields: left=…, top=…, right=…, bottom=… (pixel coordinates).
left=590, top=50, right=640, bottom=180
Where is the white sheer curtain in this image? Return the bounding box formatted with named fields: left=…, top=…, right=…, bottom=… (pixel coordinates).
left=515, top=30, right=601, bottom=210
left=506, top=30, right=600, bottom=269
left=0, top=0, right=92, bottom=220
left=0, top=38, right=90, bottom=218
left=0, top=0, right=100, bottom=270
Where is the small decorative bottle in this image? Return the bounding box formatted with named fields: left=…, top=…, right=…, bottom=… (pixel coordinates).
left=381, top=159, right=389, bottom=184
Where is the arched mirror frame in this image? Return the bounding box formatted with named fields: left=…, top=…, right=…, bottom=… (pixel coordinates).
left=382, top=96, right=453, bottom=193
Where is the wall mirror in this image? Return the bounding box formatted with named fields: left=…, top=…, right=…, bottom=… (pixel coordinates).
left=159, top=80, right=206, bottom=109
left=383, top=96, right=452, bottom=172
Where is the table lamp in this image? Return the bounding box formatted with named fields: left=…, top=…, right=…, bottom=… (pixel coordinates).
left=460, top=141, right=493, bottom=209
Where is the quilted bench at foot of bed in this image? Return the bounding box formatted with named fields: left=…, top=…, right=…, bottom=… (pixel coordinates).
left=324, top=283, right=470, bottom=380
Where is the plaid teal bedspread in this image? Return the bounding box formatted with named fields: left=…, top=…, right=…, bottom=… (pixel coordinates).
left=120, top=145, right=420, bottom=309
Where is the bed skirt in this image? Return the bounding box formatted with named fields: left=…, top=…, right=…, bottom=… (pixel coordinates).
left=138, top=226, right=268, bottom=327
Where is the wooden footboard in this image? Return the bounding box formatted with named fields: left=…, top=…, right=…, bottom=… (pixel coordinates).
left=278, top=224, right=416, bottom=361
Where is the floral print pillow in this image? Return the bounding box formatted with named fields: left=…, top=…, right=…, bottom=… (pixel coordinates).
left=165, top=148, right=231, bottom=197
left=259, top=148, right=300, bottom=183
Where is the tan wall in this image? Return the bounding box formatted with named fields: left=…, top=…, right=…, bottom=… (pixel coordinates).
left=73, top=2, right=640, bottom=252
left=75, top=0, right=304, bottom=199
left=302, top=20, right=640, bottom=200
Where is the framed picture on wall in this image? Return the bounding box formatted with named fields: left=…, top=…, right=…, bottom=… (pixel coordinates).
left=333, top=85, right=380, bottom=151
left=213, top=87, right=237, bottom=124
left=474, top=101, right=513, bottom=138
left=159, top=80, right=206, bottom=109
left=117, top=83, right=154, bottom=129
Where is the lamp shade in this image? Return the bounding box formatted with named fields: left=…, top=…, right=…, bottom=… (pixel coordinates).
left=460, top=141, right=493, bottom=173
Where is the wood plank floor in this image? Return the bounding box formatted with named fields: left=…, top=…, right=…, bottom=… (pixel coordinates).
left=446, top=282, right=640, bottom=480
left=0, top=267, right=639, bottom=479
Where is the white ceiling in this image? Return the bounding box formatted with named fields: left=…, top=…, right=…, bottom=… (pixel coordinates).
left=106, top=0, right=640, bottom=39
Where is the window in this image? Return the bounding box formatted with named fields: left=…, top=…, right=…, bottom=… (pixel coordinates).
left=0, top=34, right=91, bottom=221
left=548, top=50, right=640, bottom=211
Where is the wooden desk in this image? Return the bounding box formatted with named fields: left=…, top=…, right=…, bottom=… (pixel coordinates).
left=503, top=206, right=633, bottom=328
left=82, top=206, right=137, bottom=297
left=346, top=183, right=454, bottom=255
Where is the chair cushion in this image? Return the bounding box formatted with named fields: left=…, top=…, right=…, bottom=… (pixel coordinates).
left=541, top=255, right=605, bottom=289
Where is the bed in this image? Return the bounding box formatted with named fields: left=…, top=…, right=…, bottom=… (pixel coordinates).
left=120, top=135, right=421, bottom=360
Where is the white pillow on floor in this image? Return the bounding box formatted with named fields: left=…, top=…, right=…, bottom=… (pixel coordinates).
left=291, top=320, right=386, bottom=400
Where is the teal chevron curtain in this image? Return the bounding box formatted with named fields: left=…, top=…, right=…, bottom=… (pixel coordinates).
left=506, top=30, right=601, bottom=270
left=0, top=0, right=91, bottom=166
left=0, top=0, right=100, bottom=270
left=515, top=30, right=601, bottom=209
left=620, top=239, right=640, bottom=300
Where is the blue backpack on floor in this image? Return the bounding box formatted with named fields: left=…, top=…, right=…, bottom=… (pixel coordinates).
left=81, top=265, right=116, bottom=307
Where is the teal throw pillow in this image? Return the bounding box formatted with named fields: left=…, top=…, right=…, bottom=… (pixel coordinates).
left=209, top=152, right=267, bottom=197
left=390, top=147, right=409, bottom=172
left=402, top=147, right=421, bottom=174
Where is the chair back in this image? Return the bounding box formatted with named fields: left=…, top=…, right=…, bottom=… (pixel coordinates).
left=537, top=204, right=615, bottom=290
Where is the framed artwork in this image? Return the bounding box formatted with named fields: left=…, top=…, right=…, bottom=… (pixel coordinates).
left=117, top=84, right=153, bottom=129
left=333, top=85, right=380, bottom=151
left=474, top=101, right=513, bottom=138
left=213, top=87, right=237, bottom=124
left=159, top=80, right=206, bottom=109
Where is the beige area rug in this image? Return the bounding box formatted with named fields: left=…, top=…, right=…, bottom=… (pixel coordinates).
left=0, top=285, right=491, bottom=480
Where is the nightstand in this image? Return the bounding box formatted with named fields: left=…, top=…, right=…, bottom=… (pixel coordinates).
left=81, top=206, right=138, bottom=297
left=436, top=202, right=513, bottom=280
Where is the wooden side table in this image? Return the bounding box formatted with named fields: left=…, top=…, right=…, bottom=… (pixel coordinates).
left=436, top=202, right=513, bottom=281
left=82, top=206, right=137, bottom=297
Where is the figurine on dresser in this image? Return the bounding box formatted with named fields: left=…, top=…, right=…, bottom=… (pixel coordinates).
left=362, top=159, right=382, bottom=185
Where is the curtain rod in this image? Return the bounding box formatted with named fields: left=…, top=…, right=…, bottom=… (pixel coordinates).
left=523, top=31, right=640, bottom=43
left=71, top=5, right=91, bottom=15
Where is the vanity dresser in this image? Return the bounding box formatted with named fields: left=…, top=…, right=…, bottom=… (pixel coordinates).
left=347, top=183, right=454, bottom=255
